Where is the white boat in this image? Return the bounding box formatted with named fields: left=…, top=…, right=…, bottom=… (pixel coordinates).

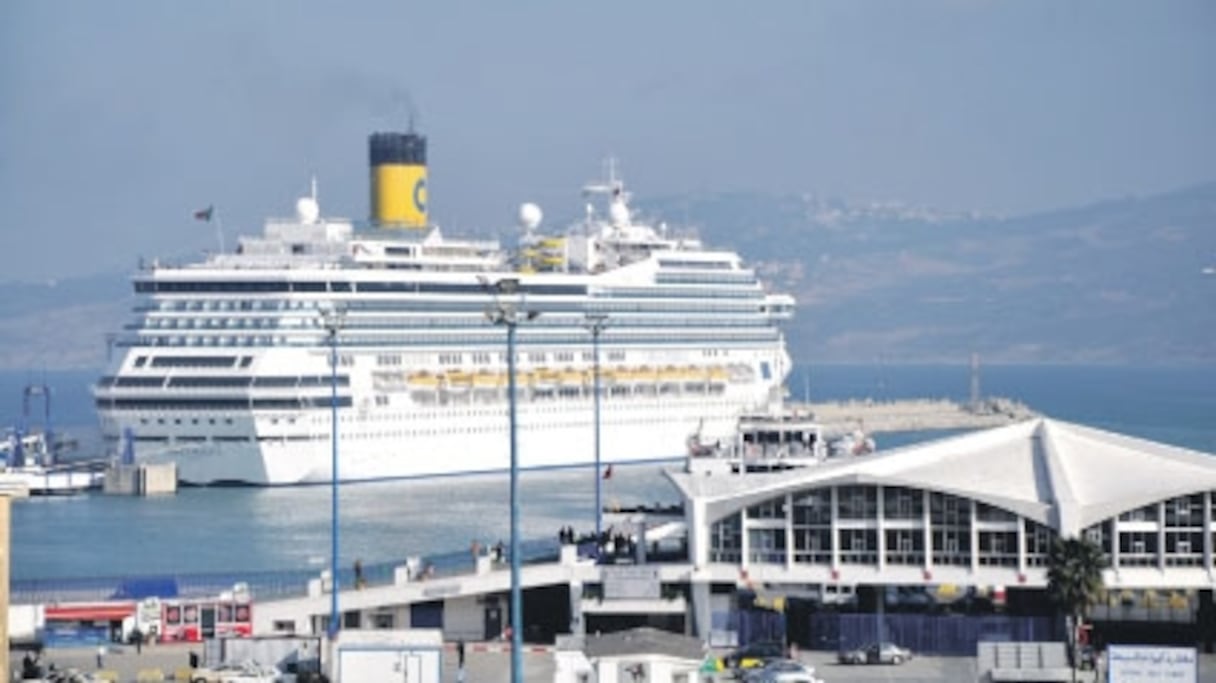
left=1, top=384, right=104, bottom=495
left=686, top=407, right=876, bottom=475
left=93, top=131, right=795, bottom=485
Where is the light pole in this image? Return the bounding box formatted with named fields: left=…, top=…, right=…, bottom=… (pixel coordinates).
left=484, top=278, right=538, bottom=683
left=583, top=314, right=608, bottom=544
left=322, top=306, right=346, bottom=639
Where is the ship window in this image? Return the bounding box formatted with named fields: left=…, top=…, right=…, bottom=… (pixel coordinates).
left=760, top=362, right=772, bottom=380
left=134, top=356, right=148, bottom=368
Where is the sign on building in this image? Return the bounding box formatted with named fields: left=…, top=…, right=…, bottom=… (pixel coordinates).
left=603, top=566, right=662, bottom=600
left=1107, top=645, right=1197, bottom=683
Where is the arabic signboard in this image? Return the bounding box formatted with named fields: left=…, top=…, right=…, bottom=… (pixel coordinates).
left=1107, top=645, right=1196, bottom=683
left=603, top=566, right=661, bottom=600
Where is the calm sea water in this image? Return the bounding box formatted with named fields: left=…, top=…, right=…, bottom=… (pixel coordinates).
left=4, top=365, right=1214, bottom=580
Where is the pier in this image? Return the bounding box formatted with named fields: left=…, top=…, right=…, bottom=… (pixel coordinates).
left=795, top=397, right=1035, bottom=436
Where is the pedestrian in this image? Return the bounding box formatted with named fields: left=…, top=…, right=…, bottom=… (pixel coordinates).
left=96, top=643, right=105, bottom=669
left=457, top=639, right=467, bottom=683
left=354, top=558, right=365, bottom=589
left=132, top=626, right=143, bottom=654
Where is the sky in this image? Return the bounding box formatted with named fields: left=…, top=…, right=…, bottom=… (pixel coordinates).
left=1, top=0, right=1213, bottom=282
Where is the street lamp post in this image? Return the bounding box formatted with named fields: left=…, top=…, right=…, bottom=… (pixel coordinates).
left=584, top=314, right=608, bottom=543
left=322, top=307, right=345, bottom=639
left=484, top=279, right=537, bottom=683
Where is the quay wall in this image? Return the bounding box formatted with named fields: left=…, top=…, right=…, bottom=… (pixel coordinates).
left=797, top=397, right=1034, bottom=436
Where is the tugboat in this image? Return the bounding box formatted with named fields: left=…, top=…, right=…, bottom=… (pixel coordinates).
left=0, top=383, right=103, bottom=495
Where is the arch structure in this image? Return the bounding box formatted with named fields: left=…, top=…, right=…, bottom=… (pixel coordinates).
left=666, top=418, right=1216, bottom=590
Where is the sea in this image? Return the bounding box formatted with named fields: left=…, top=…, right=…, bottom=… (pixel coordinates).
left=3, top=364, right=1214, bottom=581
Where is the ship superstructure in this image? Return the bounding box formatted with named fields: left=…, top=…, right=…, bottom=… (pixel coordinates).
left=93, top=131, right=795, bottom=485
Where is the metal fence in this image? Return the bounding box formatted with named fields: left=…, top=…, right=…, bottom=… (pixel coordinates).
left=807, top=612, right=1055, bottom=656
left=12, top=538, right=560, bottom=605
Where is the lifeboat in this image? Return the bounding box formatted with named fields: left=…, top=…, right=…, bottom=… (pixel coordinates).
left=407, top=371, right=441, bottom=388
left=473, top=370, right=502, bottom=388
left=633, top=366, right=658, bottom=384
left=708, top=365, right=729, bottom=382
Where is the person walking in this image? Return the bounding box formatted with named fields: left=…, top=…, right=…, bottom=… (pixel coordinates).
left=95, top=643, right=105, bottom=669
left=132, top=626, right=144, bottom=655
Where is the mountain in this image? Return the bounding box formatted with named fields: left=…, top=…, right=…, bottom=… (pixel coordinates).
left=646, top=182, right=1216, bottom=365
left=2, top=182, right=1214, bottom=371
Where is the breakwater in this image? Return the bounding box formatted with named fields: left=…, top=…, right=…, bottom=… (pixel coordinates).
left=797, top=397, right=1035, bottom=436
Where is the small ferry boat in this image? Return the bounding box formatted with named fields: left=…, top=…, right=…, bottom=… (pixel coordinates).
left=686, top=407, right=874, bottom=474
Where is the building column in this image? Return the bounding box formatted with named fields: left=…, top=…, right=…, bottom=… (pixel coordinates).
left=1016, top=515, right=1027, bottom=576
left=876, top=485, right=886, bottom=573
left=691, top=579, right=713, bottom=642
left=689, top=500, right=709, bottom=569
left=830, top=487, right=841, bottom=570
left=1159, top=501, right=1167, bottom=571
left=970, top=500, right=980, bottom=574
left=923, top=490, right=933, bottom=572
left=740, top=508, right=750, bottom=570
left=1111, top=515, right=1121, bottom=571
left=785, top=493, right=794, bottom=572
left=1204, top=492, right=1212, bottom=579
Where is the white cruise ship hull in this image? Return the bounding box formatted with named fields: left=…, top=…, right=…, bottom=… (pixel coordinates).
left=131, top=389, right=756, bottom=486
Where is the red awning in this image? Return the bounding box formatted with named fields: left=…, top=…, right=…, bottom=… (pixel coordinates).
left=46, top=603, right=136, bottom=622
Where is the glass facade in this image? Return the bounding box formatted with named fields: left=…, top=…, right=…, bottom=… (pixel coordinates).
left=706, top=484, right=1216, bottom=572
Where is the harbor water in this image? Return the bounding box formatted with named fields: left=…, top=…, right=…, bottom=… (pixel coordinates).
left=5, top=364, right=1215, bottom=581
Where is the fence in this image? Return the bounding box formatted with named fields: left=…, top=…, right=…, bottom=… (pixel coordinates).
left=12, top=538, right=560, bottom=606
left=806, top=613, right=1055, bottom=656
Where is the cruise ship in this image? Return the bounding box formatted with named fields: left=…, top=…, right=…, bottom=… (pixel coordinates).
left=93, top=131, right=795, bottom=485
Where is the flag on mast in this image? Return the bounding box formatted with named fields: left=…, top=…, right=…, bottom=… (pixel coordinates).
left=193, top=205, right=214, bottom=222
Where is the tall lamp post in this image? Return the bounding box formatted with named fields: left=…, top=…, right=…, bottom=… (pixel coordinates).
left=484, top=278, right=538, bottom=683
left=583, top=314, right=608, bottom=543
left=322, top=306, right=346, bottom=639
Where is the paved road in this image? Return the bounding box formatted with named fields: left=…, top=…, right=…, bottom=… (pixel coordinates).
left=17, top=643, right=1216, bottom=682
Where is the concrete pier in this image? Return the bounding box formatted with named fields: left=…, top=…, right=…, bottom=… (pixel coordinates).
left=797, top=396, right=1034, bottom=436
left=103, top=463, right=178, bottom=496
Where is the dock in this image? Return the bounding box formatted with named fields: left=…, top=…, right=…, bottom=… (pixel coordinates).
left=795, top=396, right=1035, bottom=436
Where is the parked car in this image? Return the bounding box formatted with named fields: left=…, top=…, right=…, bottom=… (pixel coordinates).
left=742, top=658, right=822, bottom=683
left=189, top=660, right=281, bottom=683
left=720, top=640, right=786, bottom=672
left=837, top=641, right=913, bottom=665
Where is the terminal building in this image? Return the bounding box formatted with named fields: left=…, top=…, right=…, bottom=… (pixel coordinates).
left=241, top=417, right=1216, bottom=655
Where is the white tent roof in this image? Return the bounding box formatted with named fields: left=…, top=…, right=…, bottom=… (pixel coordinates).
left=667, top=418, right=1216, bottom=536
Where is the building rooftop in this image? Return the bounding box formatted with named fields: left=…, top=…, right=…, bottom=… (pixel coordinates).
left=667, top=417, right=1216, bottom=536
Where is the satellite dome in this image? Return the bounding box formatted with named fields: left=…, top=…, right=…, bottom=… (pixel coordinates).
left=518, top=202, right=543, bottom=230
left=296, top=196, right=320, bottom=224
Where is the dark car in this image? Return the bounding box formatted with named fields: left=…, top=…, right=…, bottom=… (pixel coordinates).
left=721, top=641, right=786, bottom=672
left=837, top=641, right=913, bottom=665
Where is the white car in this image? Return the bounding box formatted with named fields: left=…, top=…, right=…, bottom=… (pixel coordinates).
left=742, top=659, right=822, bottom=683
left=189, top=660, right=282, bottom=683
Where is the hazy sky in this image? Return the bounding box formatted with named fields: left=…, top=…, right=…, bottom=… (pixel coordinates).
left=2, top=0, right=1213, bottom=282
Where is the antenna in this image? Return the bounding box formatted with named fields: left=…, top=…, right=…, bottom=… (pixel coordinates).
left=969, top=352, right=982, bottom=410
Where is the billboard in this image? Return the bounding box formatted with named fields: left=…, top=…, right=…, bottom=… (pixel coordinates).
left=1107, top=645, right=1197, bottom=683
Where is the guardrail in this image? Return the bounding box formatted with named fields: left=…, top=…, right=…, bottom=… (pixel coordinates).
left=12, top=538, right=561, bottom=605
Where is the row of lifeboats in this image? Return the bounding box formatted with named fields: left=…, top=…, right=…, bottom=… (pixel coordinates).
left=378, top=363, right=754, bottom=392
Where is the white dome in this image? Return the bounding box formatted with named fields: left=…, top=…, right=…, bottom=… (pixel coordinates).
left=296, top=196, right=320, bottom=224
left=518, top=202, right=543, bottom=230
left=609, top=200, right=629, bottom=227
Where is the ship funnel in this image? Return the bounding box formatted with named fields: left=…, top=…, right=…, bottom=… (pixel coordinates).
left=369, top=131, right=428, bottom=228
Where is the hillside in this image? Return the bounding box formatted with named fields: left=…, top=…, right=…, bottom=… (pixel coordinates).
left=2, top=182, right=1214, bottom=370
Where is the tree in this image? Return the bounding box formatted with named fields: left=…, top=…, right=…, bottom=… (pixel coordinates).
left=1047, top=536, right=1108, bottom=682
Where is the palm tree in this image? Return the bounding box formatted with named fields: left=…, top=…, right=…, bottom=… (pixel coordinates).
left=1047, top=536, right=1108, bottom=682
